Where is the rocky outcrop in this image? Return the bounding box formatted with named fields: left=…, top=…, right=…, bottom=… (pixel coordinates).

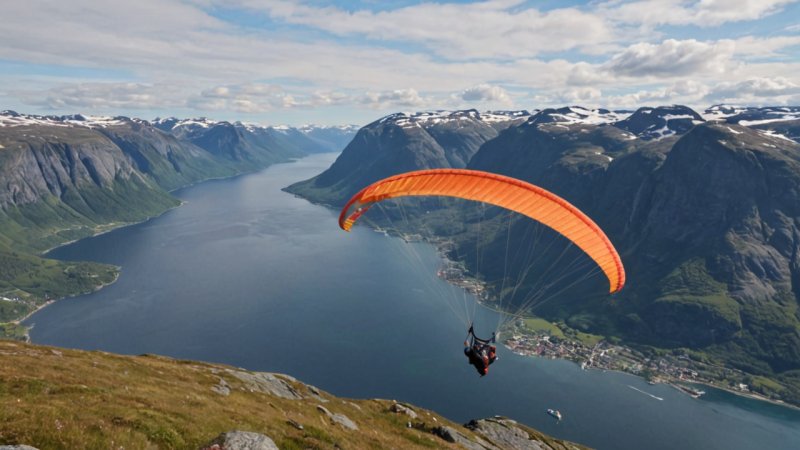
left=316, top=404, right=358, bottom=430
left=389, top=400, right=419, bottom=419
left=466, top=417, right=577, bottom=450
left=227, top=370, right=305, bottom=400
left=202, top=431, right=278, bottom=450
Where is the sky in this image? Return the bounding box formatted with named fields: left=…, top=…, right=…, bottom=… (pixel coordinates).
left=2, top=0, right=799, bottom=126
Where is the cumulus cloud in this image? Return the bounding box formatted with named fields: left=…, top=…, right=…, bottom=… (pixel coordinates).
left=359, top=89, right=426, bottom=109
left=707, top=77, right=800, bottom=100
left=460, top=84, right=512, bottom=105
left=566, top=63, right=606, bottom=86
left=605, top=39, right=735, bottom=77
left=188, top=83, right=307, bottom=112
left=17, top=82, right=185, bottom=111
left=532, top=87, right=603, bottom=107
left=310, top=91, right=350, bottom=107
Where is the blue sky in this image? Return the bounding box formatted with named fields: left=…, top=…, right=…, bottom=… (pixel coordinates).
left=2, top=0, right=799, bottom=126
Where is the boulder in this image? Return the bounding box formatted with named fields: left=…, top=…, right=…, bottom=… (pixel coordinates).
left=316, top=404, right=358, bottom=431
left=227, top=370, right=302, bottom=400
left=389, top=401, right=418, bottom=419
left=202, top=430, right=278, bottom=450
left=466, top=417, right=548, bottom=450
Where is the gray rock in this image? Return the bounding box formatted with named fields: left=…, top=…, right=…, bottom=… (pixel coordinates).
left=286, top=419, right=304, bottom=430
left=0, top=446, right=40, bottom=450
left=433, top=426, right=494, bottom=450
left=202, top=431, right=278, bottom=450
left=316, top=404, right=358, bottom=431
left=389, top=401, right=418, bottom=419
left=228, top=370, right=302, bottom=400
left=306, top=384, right=328, bottom=402
left=466, top=418, right=548, bottom=450
left=212, top=377, right=230, bottom=396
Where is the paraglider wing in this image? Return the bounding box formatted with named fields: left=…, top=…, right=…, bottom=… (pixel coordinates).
left=338, top=169, right=625, bottom=293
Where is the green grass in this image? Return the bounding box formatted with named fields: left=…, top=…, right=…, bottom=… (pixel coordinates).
left=0, top=341, right=586, bottom=450
left=0, top=248, right=118, bottom=324
left=522, top=317, right=566, bottom=338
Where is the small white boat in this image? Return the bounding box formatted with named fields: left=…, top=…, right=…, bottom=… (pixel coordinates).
left=546, top=409, right=562, bottom=421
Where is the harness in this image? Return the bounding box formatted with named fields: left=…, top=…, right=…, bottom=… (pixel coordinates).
left=466, top=324, right=496, bottom=349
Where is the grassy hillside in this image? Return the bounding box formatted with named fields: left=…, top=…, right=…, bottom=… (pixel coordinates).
left=0, top=244, right=118, bottom=324
left=0, top=341, right=586, bottom=450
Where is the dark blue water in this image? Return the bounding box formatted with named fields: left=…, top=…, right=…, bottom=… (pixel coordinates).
left=27, top=153, right=800, bottom=450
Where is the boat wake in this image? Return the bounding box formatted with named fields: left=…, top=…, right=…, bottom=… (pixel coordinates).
left=628, top=385, right=664, bottom=401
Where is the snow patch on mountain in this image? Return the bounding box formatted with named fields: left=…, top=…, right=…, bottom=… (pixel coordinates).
left=376, top=110, right=530, bottom=129
left=759, top=129, right=796, bottom=143
left=0, top=111, right=127, bottom=128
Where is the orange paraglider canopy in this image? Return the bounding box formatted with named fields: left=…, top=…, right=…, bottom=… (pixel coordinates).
left=339, top=169, right=625, bottom=293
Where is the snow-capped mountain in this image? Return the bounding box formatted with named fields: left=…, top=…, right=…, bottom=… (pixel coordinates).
left=0, top=110, right=137, bottom=128
left=612, top=105, right=705, bottom=140
left=524, top=106, right=630, bottom=127
left=703, top=105, right=800, bottom=126
left=375, top=109, right=531, bottom=131
left=152, top=116, right=358, bottom=154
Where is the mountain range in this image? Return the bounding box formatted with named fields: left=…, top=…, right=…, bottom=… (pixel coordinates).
left=286, top=104, right=800, bottom=405
left=0, top=111, right=357, bottom=331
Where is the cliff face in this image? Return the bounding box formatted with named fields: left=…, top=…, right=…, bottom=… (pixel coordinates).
left=0, top=122, right=179, bottom=252
left=618, top=124, right=800, bottom=371
left=0, top=341, right=586, bottom=450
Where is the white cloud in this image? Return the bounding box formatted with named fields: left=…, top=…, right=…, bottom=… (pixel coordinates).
left=731, top=35, right=800, bottom=58
left=460, top=84, right=513, bottom=105
left=232, top=0, right=616, bottom=59
left=359, top=89, right=426, bottom=109
left=567, top=63, right=606, bottom=86
left=17, top=82, right=185, bottom=111
left=189, top=83, right=307, bottom=113
left=532, top=87, right=603, bottom=107
left=600, top=0, right=798, bottom=28
left=605, top=39, right=736, bottom=77
left=709, top=77, right=800, bottom=99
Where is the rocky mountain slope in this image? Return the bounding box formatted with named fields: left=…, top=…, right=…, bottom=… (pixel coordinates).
left=284, top=110, right=530, bottom=204
left=285, top=105, right=800, bottom=404
left=0, top=341, right=585, bottom=450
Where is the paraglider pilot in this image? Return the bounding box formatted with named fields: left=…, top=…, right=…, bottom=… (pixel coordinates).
left=464, top=325, right=497, bottom=377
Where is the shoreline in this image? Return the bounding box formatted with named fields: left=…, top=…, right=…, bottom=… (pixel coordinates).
left=387, top=229, right=800, bottom=412
left=16, top=156, right=306, bottom=339
left=40, top=201, right=187, bottom=256
left=15, top=271, right=122, bottom=341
